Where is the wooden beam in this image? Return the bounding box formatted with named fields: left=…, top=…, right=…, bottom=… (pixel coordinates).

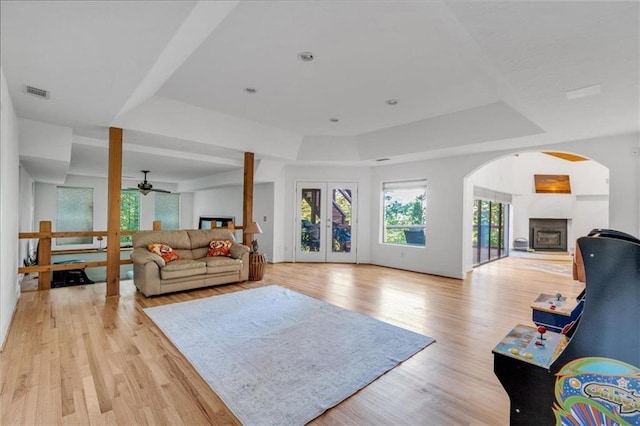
left=106, top=127, right=123, bottom=297
left=37, top=221, right=52, bottom=291
left=19, top=259, right=133, bottom=275
left=242, top=152, right=255, bottom=246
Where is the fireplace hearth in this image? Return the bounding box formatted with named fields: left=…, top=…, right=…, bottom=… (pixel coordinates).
left=529, top=218, right=568, bottom=251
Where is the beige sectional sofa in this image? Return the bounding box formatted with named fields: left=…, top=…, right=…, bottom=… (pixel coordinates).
left=130, top=228, right=250, bottom=296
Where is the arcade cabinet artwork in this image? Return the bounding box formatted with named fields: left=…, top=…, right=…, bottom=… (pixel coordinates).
left=492, top=229, right=640, bottom=425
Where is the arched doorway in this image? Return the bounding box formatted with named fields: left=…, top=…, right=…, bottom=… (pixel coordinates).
left=464, top=151, right=610, bottom=268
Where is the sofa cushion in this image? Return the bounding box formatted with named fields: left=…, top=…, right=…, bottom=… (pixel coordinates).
left=207, top=239, right=233, bottom=257
left=148, top=243, right=179, bottom=263
left=200, top=256, right=243, bottom=274
left=188, top=229, right=236, bottom=249
left=160, top=259, right=207, bottom=280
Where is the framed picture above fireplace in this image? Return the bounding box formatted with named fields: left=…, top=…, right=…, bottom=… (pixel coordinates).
left=534, top=174, right=571, bottom=194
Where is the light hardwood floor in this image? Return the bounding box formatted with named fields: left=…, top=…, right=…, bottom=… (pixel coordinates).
left=1, top=257, right=582, bottom=425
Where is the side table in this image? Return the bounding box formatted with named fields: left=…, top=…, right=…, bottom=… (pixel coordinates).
left=249, top=252, right=267, bottom=281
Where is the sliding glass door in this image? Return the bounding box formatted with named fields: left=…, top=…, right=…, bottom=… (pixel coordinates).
left=472, top=199, right=509, bottom=266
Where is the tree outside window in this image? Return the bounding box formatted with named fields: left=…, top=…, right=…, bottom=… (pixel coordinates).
left=382, top=180, right=427, bottom=246
left=121, top=190, right=140, bottom=244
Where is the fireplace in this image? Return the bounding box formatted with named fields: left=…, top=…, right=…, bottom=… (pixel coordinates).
left=529, top=218, right=568, bottom=251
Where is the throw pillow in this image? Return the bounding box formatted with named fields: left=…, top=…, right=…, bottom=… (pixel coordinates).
left=207, top=239, right=233, bottom=257
left=148, top=243, right=179, bottom=263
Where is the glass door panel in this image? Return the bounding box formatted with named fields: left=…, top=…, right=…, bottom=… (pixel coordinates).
left=300, top=187, right=322, bottom=253
left=479, top=200, right=490, bottom=264
left=331, top=188, right=351, bottom=253
left=472, top=200, right=480, bottom=265
left=326, top=184, right=356, bottom=263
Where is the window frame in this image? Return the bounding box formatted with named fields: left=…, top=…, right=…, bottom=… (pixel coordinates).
left=381, top=179, right=427, bottom=247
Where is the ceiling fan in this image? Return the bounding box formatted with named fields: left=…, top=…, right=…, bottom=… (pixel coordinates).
left=127, top=170, right=171, bottom=195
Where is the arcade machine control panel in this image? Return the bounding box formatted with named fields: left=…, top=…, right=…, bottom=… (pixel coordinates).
left=531, top=291, right=584, bottom=334
left=493, top=324, right=567, bottom=369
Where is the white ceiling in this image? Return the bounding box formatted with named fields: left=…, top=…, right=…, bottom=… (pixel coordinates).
left=1, top=1, right=638, bottom=187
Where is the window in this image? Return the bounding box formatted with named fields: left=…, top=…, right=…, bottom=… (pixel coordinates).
left=382, top=179, right=426, bottom=246
left=56, top=186, right=93, bottom=245
left=154, top=193, right=180, bottom=230
left=121, top=190, right=140, bottom=244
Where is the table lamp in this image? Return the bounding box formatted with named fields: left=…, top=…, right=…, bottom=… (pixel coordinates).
left=244, top=221, right=263, bottom=253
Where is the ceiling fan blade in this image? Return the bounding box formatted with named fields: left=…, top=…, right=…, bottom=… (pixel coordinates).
left=150, top=188, right=171, bottom=193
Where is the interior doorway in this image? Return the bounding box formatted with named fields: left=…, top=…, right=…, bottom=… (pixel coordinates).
left=295, top=181, right=357, bottom=263
left=464, top=151, right=609, bottom=271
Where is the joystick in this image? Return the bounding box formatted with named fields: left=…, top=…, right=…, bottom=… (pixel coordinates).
left=535, top=325, right=547, bottom=347
left=537, top=325, right=547, bottom=339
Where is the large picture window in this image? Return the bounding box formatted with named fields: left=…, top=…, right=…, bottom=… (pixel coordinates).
left=382, top=179, right=427, bottom=246
left=154, top=193, right=180, bottom=230
left=56, top=186, right=93, bottom=245
left=121, top=190, right=140, bottom=244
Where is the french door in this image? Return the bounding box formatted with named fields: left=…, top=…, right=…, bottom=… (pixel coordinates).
left=295, top=182, right=357, bottom=263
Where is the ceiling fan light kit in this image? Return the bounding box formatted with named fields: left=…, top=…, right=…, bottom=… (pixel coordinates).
left=129, top=170, right=171, bottom=195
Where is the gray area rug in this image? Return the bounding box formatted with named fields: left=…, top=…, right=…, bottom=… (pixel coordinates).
left=144, top=285, right=434, bottom=425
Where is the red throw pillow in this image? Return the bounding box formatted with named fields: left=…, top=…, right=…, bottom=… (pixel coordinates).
left=207, top=239, right=233, bottom=257
left=148, top=243, right=179, bottom=263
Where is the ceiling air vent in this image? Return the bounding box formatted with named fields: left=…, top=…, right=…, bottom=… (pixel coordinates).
left=24, top=85, right=50, bottom=99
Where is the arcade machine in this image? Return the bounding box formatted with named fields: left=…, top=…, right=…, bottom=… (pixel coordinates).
left=492, top=229, right=640, bottom=425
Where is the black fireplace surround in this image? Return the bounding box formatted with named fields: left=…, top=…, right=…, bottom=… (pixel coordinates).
left=529, top=218, right=568, bottom=251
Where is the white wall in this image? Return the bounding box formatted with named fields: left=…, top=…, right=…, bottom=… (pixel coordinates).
left=19, top=118, right=72, bottom=162
left=370, top=157, right=472, bottom=278
left=18, top=165, right=35, bottom=267
left=0, top=67, right=21, bottom=348
left=192, top=183, right=275, bottom=260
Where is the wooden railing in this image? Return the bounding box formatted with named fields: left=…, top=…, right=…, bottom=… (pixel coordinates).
left=18, top=220, right=241, bottom=291
left=18, top=221, right=134, bottom=291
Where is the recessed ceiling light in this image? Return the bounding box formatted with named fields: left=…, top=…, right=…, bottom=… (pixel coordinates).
left=329, top=118, right=339, bottom=123
left=385, top=99, right=398, bottom=106
left=298, top=51, right=315, bottom=62
left=566, top=84, right=601, bottom=100
left=244, top=87, right=257, bottom=94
